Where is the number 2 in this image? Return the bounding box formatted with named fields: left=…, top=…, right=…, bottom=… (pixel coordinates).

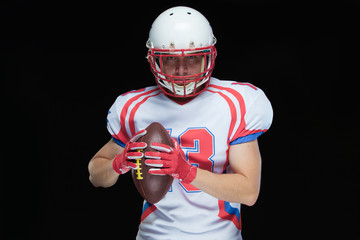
left=178, top=128, right=215, bottom=192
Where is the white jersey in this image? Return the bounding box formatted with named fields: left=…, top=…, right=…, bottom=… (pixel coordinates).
left=106, top=78, right=273, bottom=240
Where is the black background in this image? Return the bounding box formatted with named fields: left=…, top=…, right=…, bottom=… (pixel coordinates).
left=1, top=0, right=359, bottom=239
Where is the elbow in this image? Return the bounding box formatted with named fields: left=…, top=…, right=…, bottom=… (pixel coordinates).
left=88, top=160, right=116, bottom=188
left=230, top=189, right=259, bottom=206
left=88, top=161, right=100, bottom=187
left=89, top=175, right=115, bottom=188
left=243, top=179, right=261, bottom=206
left=244, top=193, right=258, bottom=206
left=89, top=175, right=101, bottom=187
left=242, top=189, right=260, bottom=207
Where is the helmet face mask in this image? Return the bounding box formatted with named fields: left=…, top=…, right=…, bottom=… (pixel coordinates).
left=147, top=46, right=217, bottom=98
left=146, top=6, right=217, bottom=98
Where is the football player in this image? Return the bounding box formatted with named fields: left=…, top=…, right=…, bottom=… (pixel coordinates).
left=88, top=6, right=273, bottom=239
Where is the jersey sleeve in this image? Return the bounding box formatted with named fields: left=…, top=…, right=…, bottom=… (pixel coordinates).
left=106, top=95, right=129, bottom=147
left=230, top=89, right=273, bottom=145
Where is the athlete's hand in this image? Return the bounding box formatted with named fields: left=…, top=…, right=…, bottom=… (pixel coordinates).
left=144, top=139, right=197, bottom=184
left=112, top=130, right=147, bottom=174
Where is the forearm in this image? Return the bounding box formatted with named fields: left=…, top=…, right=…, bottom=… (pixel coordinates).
left=88, top=156, right=119, bottom=188
left=191, top=168, right=260, bottom=206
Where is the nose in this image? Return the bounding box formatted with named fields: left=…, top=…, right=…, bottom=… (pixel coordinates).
left=175, top=59, right=188, bottom=76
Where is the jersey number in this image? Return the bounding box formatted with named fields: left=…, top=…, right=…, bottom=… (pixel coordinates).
left=178, top=128, right=215, bottom=193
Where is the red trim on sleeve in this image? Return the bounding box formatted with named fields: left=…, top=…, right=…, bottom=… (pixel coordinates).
left=208, top=84, right=247, bottom=142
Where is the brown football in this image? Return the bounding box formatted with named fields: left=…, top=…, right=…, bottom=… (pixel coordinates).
left=131, top=122, right=174, bottom=204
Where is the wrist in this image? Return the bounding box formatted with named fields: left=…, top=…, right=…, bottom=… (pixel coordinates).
left=182, top=165, right=197, bottom=184
left=112, top=154, right=130, bottom=175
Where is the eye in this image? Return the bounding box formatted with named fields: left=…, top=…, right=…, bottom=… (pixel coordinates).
left=166, top=56, right=176, bottom=60
left=187, top=56, right=196, bottom=59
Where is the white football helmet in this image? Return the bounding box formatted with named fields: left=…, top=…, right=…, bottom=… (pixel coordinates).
left=146, top=6, right=217, bottom=98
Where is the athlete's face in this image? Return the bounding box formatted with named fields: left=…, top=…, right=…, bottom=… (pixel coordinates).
left=162, top=55, right=203, bottom=84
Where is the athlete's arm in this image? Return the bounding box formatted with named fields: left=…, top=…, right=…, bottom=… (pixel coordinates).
left=88, top=139, right=123, bottom=188
left=191, top=139, right=261, bottom=206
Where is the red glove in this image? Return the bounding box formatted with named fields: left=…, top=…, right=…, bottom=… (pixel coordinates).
left=112, top=130, right=147, bottom=174
left=144, top=139, right=197, bottom=184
